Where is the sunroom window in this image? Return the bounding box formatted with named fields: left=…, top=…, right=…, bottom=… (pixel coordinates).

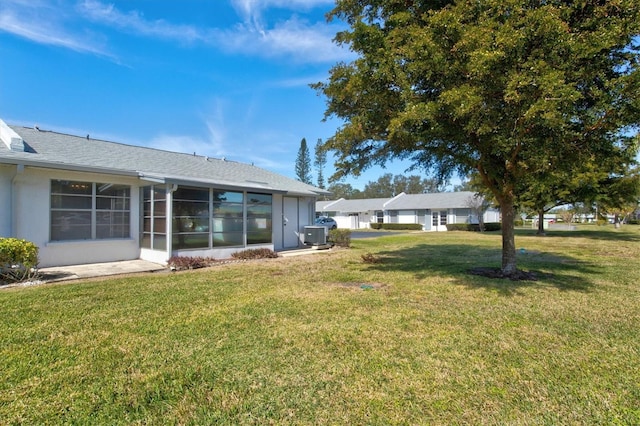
left=51, top=180, right=130, bottom=241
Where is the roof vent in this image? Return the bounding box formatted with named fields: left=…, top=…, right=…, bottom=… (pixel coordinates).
left=0, top=119, right=25, bottom=152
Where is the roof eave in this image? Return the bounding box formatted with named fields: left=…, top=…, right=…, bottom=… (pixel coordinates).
left=0, top=157, right=140, bottom=177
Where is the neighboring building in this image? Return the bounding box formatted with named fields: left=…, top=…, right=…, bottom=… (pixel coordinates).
left=0, top=120, right=329, bottom=267
left=317, top=198, right=389, bottom=229
left=316, top=192, right=500, bottom=230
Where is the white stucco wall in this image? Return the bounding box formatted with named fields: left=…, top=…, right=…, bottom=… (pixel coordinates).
left=12, top=167, right=142, bottom=267
left=5, top=165, right=319, bottom=266
left=0, top=165, right=14, bottom=237
left=398, top=210, right=416, bottom=224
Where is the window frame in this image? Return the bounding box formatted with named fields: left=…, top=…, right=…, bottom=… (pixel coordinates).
left=50, top=180, right=131, bottom=242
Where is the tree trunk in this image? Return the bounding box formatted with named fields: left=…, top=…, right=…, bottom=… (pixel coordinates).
left=537, top=210, right=546, bottom=235
left=501, top=199, right=518, bottom=276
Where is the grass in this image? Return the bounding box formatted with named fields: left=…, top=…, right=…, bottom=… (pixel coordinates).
left=1, top=225, right=639, bottom=424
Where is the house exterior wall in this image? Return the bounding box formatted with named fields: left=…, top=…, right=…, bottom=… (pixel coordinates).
left=273, top=194, right=315, bottom=250
left=0, top=164, right=13, bottom=237
left=320, top=205, right=501, bottom=231
left=3, top=166, right=316, bottom=267
left=11, top=167, right=141, bottom=267
left=322, top=210, right=385, bottom=229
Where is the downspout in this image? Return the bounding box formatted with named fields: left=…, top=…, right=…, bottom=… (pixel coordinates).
left=10, top=164, right=25, bottom=237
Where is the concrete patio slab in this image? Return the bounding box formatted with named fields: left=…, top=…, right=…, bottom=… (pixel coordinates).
left=38, top=259, right=166, bottom=283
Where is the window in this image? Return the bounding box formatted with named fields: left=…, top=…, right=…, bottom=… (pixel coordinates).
left=144, top=185, right=274, bottom=252
left=376, top=211, right=384, bottom=223
left=51, top=180, right=130, bottom=241
left=247, top=193, right=272, bottom=245
left=212, top=191, right=244, bottom=247
left=141, top=185, right=167, bottom=250
left=172, top=187, right=210, bottom=250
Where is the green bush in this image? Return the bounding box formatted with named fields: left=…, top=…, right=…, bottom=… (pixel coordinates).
left=370, top=223, right=423, bottom=230
left=0, top=238, right=39, bottom=284
left=329, top=228, right=351, bottom=247
left=445, top=223, right=502, bottom=232
left=484, top=223, right=502, bottom=231
left=446, top=224, right=470, bottom=231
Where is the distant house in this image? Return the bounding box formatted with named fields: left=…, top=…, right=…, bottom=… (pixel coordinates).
left=0, top=120, right=329, bottom=267
left=316, top=192, right=500, bottom=230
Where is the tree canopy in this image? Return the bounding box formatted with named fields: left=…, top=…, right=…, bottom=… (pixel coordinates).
left=362, top=173, right=444, bottom=197
left=314, top=0, right=640, bottom=276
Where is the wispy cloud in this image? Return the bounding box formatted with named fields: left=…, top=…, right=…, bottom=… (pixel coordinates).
left=226, top=0, right=347, bottom=62
left=231, top=0, right=334, bottom=27
left=77, top=0, right=204, bottom=44
left=216, top=18, right=351, bottom=63
left=0, top=1, right=115, bottom=59
left=0, top=0, right=349, bottom=63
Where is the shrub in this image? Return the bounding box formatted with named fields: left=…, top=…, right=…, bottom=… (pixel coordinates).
left=370, top=223, right=423, bottom=230
left=0, top=238, right=39, bottom=284
left=484, top=223, right=502, bottom=232
left=231, top=248, right=278, bottom=260
left=445, top=223, right=502, bottom=232
left=167, top=256, right=215, bottom=271
left=446, top=223, right=472, bottom=231
left=329, top=229, right=351, bottom=247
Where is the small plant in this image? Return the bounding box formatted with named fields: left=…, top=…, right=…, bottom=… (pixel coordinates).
left=0, top=238, right=39, bottom=284
left=167, top=256, right=215, bottom=271
left=231, top=248, right=278, bottom=260
left=329, top=228, right=352, bottom=247
left=370, top=223, right=423, bottom=230
left=361, top=253, right=382, bottom=264
left=446, top=223, right=502, bottom=232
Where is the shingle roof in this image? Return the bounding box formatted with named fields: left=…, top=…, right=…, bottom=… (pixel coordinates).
left=0, top=124, right=329, bottom=196
left=384, top=192, right=477, bottom=210
left=316, top=192, right=481, bottom=211
left=319, top=198, right=390, bottom=213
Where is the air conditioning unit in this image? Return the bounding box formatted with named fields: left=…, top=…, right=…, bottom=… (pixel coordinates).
left=304, top=226, right=327, bottom=245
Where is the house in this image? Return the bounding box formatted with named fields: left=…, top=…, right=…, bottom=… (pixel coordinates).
left=0, top=120, right=329, bottom=267
left=317, top=192, right=500, bottom=231
left=317, top=198, right=389, bottom=229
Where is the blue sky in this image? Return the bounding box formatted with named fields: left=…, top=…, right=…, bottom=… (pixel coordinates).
left=0, top=0, right=419, bottom=191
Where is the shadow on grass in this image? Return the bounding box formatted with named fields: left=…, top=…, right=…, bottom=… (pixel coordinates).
left=362, top=242, right=600, bottom=296
left=515, top=227, right=640, bottom=242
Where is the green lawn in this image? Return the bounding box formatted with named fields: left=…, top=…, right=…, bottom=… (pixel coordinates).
left=2, top=226, right=639, bottom=424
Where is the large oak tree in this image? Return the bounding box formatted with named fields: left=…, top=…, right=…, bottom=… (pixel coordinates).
left=314, top=0, right=640, bottom=276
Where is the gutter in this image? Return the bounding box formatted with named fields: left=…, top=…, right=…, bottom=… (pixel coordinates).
left=0, top=157, right=139, bottom=177
left=1, top=158, right=323, bottom=197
